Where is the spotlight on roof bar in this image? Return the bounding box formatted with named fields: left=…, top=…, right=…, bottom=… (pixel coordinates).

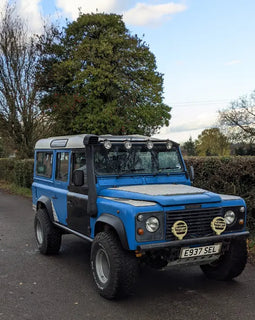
left=124, top=140, right=132, bottom=150
left=166, top=140, right=173, bottom=149
left=103, top=140, right=112, bottom=150
left=147, top=140, right=154, bottom=149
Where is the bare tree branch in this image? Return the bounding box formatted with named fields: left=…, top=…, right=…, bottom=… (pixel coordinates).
left=0, top=3, right=52, bottom=157
left=219, top=91, right=255, bottom=143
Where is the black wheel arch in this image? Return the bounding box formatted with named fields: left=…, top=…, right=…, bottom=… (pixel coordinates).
left=36, top=196, right=54, bottom=222
left=94, top=214, right=129, bottom=250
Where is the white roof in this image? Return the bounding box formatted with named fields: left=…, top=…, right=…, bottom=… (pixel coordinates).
left=34, top=134, right=173, bottom=150
left=35, top=134, right=87, bottom=149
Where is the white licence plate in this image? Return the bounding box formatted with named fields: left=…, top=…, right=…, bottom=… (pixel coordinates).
left=180, top=243, right=222, bottom=258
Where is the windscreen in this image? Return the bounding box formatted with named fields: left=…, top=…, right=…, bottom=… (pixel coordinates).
left=94, top=144, right=184, bottom=176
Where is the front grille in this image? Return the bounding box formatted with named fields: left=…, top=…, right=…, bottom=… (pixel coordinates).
left=165, top=207, right=222, bottom=241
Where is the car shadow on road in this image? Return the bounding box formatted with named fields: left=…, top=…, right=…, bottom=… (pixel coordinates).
left=49, top=234, right=247, bottom=300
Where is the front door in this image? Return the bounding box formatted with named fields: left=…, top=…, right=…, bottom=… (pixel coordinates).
left=66, top=150, right=90, bottom=236
left=52, top=151, right=70, bottom=225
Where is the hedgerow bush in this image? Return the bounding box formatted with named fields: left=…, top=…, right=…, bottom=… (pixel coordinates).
left=0, top=156, right=254, bottom=233
left=0, top=158, right=34, bottom=188
left=185, top=156, right=255, bottom=234
left=0, top=158, right=15, bottom=183
left=13, top=159, right=34, bottom=188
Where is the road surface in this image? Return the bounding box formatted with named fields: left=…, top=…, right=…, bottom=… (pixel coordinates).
left=0, top=190, right=255, bottom=320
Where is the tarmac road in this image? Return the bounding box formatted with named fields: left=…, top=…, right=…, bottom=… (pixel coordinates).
left=0, top=190, right=255, bottom=320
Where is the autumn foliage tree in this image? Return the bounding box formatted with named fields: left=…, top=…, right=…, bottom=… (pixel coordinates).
left=195, top=128, right=230, bottom=156
left=38, top=13, right=171, bottom=136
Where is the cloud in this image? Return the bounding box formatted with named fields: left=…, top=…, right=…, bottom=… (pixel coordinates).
left=0, top=0, right=43, bottom=34
left=0, top=0, right=7, bottom=15
left=170, top=112, right=218, bottom=133
left=225, top=60, right=241, bottom=66
left=153, top=111, right=218, bottom=143
left=17, top=0, right=43, bottom=34
left=56, top=0, right=119, bottom=19
left=123, top=2, right=187, bottom=26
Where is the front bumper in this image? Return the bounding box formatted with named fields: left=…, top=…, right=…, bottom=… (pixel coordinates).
left=137, top=231, right=249, bottom=251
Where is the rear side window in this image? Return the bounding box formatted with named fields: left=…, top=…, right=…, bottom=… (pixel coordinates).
left=55, top=152, right=69, bottom=182
left=36, top=152, right=53, bottom=178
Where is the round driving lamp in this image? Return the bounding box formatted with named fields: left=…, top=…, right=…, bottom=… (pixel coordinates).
left=166, top=140, right=173, bottom=149
left=224, top=210, right=236, bottom=225
left=103, top=140, right=112, bottom=150
left=145, top=217, right=160, bottom=233
left=147, top=140, right=154, bottom=150
left=124, top=140, right=132, bottom=150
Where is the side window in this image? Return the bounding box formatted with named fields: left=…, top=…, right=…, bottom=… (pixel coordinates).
left=55, top=152, right=69, bottom=182
left=36, top=152, right=53, bottom=178
left=72, top=152, right=87, bottom=184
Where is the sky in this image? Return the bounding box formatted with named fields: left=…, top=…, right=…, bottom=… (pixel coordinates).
left=1, top=0, right=255, bottom=143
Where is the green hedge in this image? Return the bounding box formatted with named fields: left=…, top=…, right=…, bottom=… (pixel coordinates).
left=0, top=158, right=34, bottom=188
left=0, top=156, right=254, bottom=233
left=185, top=156, right=255, bottom=233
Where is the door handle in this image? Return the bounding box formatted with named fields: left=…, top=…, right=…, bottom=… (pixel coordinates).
left=52, top=196, right=58, bottom=199
left=67, top=200, right=73, bottom=207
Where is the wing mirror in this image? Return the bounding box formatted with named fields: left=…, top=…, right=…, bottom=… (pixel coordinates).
left=73, top=170, right=84, bottom=186
left=189, top=166, right=194, bottom=182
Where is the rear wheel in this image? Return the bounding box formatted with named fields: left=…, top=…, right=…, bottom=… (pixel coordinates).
left=90, top=231, right=138, bottom=299
left=34, top=208, right=62, bottom=255
left=200, top=238, right=247, bottom=280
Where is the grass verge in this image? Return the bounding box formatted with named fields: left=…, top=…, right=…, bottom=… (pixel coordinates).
left=248, top=237, right=255, bottom=264
left=0, top=180, right=32, bottom=198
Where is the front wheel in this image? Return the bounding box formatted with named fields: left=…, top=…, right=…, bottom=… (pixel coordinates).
left=200, top=238, right=248, bottom=280
left=34, top=208, right=62, bottom=255
left=90, top=231, right=138, bottom=299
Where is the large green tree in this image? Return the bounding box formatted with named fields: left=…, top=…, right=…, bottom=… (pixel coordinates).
left=196, top=128, right=230, bottom=156
left=182, top=137, right=197, bottom=156
left=38, top=13, right=171, bottom=136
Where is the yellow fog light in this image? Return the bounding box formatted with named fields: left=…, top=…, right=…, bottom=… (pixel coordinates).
left=211, top=217, right=226, bottom=235
left=171, top=220, right=188, bottom=240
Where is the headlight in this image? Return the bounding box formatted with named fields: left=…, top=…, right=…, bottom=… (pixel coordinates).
left=224, top=210, right=236, bottom=225
left=146, top=217, right=159, bottom=232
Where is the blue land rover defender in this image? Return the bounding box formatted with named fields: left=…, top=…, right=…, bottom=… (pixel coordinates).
left=32, top=134, right=249, bottom=299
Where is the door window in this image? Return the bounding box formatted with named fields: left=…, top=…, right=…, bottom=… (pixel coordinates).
left=55, top=152, right=69, bottom=182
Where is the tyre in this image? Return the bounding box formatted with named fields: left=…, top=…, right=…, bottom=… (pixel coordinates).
left=34, top=208, right=62, bottom=255
left=90, top=231, right=138, bottom=299
left=200, top=238, right=247, bottom=280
